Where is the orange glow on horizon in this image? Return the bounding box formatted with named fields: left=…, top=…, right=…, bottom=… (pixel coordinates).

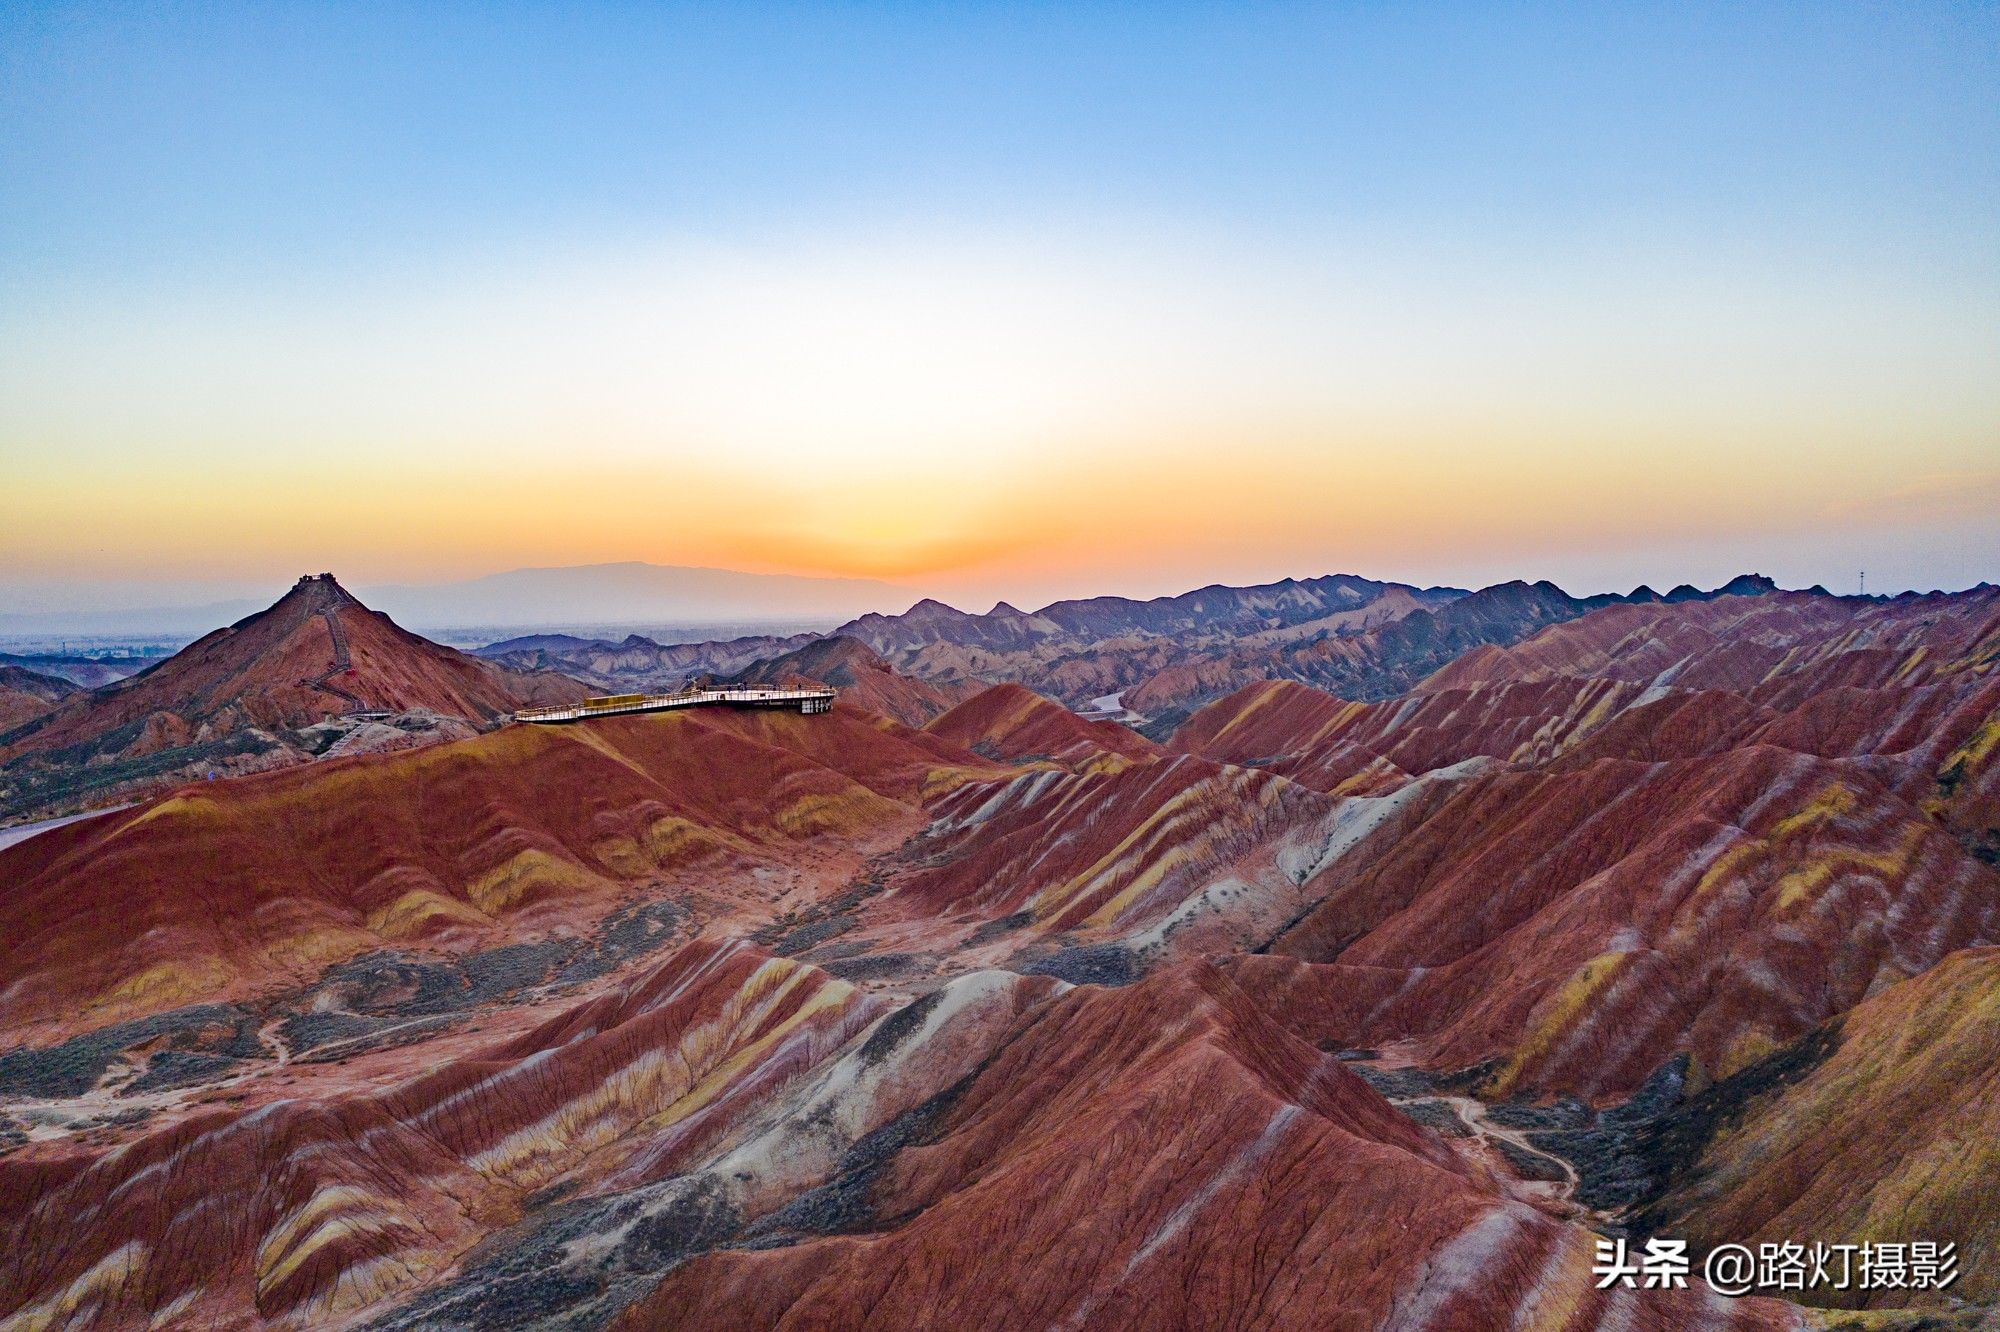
left=8, top=415, right=1990, bottom=610
left=6, top=219, right=1996, bottom=607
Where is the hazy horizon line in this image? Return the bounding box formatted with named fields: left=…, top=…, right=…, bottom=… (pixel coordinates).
left=3, top=559, right=1993, bottom=649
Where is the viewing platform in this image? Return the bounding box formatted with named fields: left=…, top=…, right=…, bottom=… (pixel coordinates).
left=513, top=685, right=837, bottom=725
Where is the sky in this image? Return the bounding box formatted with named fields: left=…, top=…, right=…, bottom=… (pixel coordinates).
left=2, top=1, right=1997, bottom=619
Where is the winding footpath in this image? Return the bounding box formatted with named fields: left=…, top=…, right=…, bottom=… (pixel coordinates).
left=1385, top=1090, right=1583, bottom=1206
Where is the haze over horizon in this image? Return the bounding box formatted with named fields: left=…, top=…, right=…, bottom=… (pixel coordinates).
left=0, top=558, right=1982, bottom=646
left=4, top=3, right=1996, bottom=613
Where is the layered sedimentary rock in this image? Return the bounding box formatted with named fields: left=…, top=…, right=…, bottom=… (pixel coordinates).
left=1656, top=944, right=2000, bottom=1304
left=625, top=960, right=1799, bottom=1332
left=1226, top=743, right=1999, bottom=1100
left=1169, top=674, right=1661, bottom=795
left=0, top=702, right=1007, bottom=1042
left=0, top=939, right=887, bottom=1328
left=1196, top=589, right=2000, bottom=1101
left=3, top=577, right=1997, bottom=1329
left=1631, top=944, right=2000, bottom=1309
left=923, top=682, right=1160, bottom=768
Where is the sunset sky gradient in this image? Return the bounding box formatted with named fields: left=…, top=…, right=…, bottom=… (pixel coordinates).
left=3, top=2, right=1996, bottom=615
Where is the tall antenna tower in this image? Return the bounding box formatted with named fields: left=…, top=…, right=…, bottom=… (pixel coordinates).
left=1859, top=571, right=1866, bottom=597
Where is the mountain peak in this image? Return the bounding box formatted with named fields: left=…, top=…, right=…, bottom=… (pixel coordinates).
left=1715, top=572, right=1778, bottom=597
left=258, top=572, right=362, bottom=624
left=1, top=575, right=587, bottom=816
left=287, top=571, right=357, bottom=604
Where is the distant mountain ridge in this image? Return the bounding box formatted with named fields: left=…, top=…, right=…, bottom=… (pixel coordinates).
left=830, top=571, right=1788, bottom=732
left=482, top=570, right=1802, bottom=736
left=1123, top=576, right=1704, bottom=728
left=833, top=573, right=1466, bottom=653
left=477, top=573, right=1471, bottom=712
left=477, top=629, right=823, bottom=691
left=0, top=652, right=153, bottom=689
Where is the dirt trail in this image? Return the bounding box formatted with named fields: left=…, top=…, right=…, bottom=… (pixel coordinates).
left=258, top=1015, right=295, bottom=1066
left=1373, top=1082, right=1583, bottom=1208
left=1353, top=1042, right=1582, bottom=1206
left=1432, top=1093, right=1579, bottom=1202
left=304, top=609, right=367, bottom=709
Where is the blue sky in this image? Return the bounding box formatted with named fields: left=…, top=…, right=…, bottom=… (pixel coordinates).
left=8, top=3, right=1993, bottom=280
left=3, top=2, right=1996, bottom=611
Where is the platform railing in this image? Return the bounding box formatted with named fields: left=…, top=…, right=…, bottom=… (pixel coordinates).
left=514, top=685, right=837, bottom=724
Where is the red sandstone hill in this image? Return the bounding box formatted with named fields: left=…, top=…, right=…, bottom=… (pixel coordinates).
left=726, top=634, right=977, bottom=728
left=1632, top=944, right=2000, bottom=1309
left=1169, top=675, right=1659, bottom=795
left=1169, top=590, right=2000, bottom=1102
left=891, top=752, right=1331, bottom=947
left=0, top=574, right=590, bottom=821
left=626, top=958, right=1797, bottom=1332
left=1224, top=742, right=1999, bottom=1099
left=0, top=664, right=77, bottom=732
left=0, top=939, right=895, bottom=1329
left=1421, top=584, right=2000, bottom=695
left=923, top=682, right=1160, bottom=768
left=0, top=937, right=1798, bottom=1330
left=768, top=586, right=1996, bottom=1080
left=3, top=572, right=1998, bottom=1329
left=0, top=701, right=1011, bottom=1039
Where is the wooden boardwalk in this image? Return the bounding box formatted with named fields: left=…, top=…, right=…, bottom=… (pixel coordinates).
left=513, top=685, right=836, bottom=725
